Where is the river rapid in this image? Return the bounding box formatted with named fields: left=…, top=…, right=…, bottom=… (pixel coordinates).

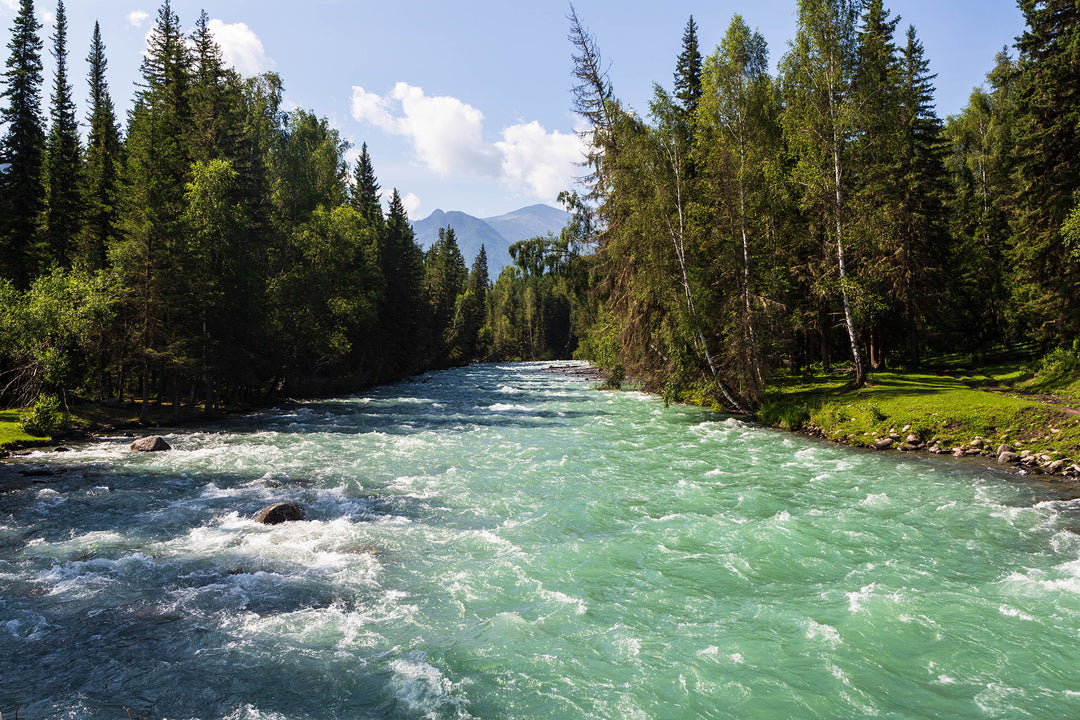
left=2, top=362, right=1080, bottom=719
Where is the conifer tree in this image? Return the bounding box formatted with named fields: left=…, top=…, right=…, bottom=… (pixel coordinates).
left=0, top=0, right=46, bottom=288
left=351, top=142, right=382, bottom=225
left=43, top=0, right=81, bottom=268
left=81, top=21, right=122, bottom=270
left=851, top=0, right=900, bottom=367
left=891, top=24, right=947, bottom=366
left=120, top=0, right=193, bottom=419
left=673, top=15, right=702, bottom=116
left=1010, top=0, right=1080, bottom=342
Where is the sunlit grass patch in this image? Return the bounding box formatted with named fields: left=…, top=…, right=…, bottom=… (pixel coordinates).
left=0, top=409, right=44, bottom=448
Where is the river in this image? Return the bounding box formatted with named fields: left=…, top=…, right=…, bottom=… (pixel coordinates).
left=2, top=361, right=1079, bottom=719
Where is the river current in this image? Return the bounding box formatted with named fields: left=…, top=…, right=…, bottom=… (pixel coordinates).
left=2, top=362, right=1080, bottom=719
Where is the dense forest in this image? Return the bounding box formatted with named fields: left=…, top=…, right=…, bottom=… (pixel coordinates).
left=0, top=0, right=1078, bottom=426
left=0, top=0, right=576, bottom=426
left=562, top=0, right=1080, bottom=410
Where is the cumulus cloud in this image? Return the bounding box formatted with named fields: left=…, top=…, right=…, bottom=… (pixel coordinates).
left=497, top=122, right=585, bottom=203
left=128, top=10, right=149, bottom=27
left=351, top=82, right=585, bottom=201
left=208, top=19, right=274, bottom=76
left=353, top=82, right=497, bottom=177
left=0, top=0, right=19, bottom=12
left=402, top=193, right=422, bottom=218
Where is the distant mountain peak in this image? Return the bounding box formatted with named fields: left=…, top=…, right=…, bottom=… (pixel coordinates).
left=411, top=203, right=569, bottom=279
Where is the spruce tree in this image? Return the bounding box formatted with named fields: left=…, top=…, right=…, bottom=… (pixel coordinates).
left=351, top=142, right=382, bottom=225
left=1010, top=0, right=1080, bottom=343
left=851, top=0, right=900, bottom=367
left=120, top=0, right=193, bottom=419
left=893, top=24, right=948, bottom=366
left=0, top=0, right=46, bottom=288
left=43, top=0, right=81, bottom=269
left=81, top=21, right=122, bottom=270
left=673, top=15, right=702, bottom=115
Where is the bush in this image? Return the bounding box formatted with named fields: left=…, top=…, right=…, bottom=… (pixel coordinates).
left=18, top=395, right=69, bottom=437
left=1037, top=346, right=1079, bottom=381
left=757, top=399, right=811, bottom=430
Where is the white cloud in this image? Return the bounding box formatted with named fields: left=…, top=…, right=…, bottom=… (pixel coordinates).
left=0, top=0, right=19, bottom=12
left=128, top=10, right=149, bottom=28
left=402, top=193, right=422, bottom=218
left=351, top=82, right=584, bottom=201
left=352, top=82, right=497, bottom=177
left=497, top=122, right=585, bottom=202
left=208, top=19, right=274, bottom=76
left=41, top=10, right=54, bottom=24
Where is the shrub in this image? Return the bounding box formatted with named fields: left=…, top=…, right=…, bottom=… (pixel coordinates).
left=18, top=395, right=69, bottom=437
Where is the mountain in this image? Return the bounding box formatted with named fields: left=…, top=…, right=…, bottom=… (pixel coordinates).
left=411, top=204, right=569, bottom=279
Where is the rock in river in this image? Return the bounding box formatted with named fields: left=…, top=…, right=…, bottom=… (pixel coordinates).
left=253, top=502, right=305, bottom=525
left=131, top=435, right=171, bottom=452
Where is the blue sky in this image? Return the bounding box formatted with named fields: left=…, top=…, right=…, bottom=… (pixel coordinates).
left=1, top=0, right=1025, bottom=219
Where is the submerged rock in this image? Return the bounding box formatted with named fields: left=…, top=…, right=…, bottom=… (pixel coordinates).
left=253, top=501, right=305, bottom=525
left=131, top=435, right=171, bottom=452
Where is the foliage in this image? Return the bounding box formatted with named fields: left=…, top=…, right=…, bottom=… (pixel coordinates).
left=18, top=393, right=67, bottom=437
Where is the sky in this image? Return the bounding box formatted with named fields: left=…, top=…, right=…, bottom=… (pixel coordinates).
left=1, top=0, right=1026, bottom=220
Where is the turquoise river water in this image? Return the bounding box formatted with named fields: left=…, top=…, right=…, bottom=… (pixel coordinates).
left=2, top=362, right=1080, bottom=719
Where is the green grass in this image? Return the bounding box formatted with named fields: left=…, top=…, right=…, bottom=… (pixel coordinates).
left=0, top=409, right=46, bottom=449
left=760, top=367, right=1080, bottom=459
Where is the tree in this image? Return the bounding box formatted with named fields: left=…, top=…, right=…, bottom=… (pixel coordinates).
left=673, top=15, right=703, bottom=116
left=944, top=51, right=1017, bottom=347
left=43, top=0, right=81, bottom=269
left=0, top=0, right=46, bottom=288
left=81, top=21, right=122, bottom=270
left=119, top=0, right=193, bottom=419
left=781, top=0, right=866, bottom=387
left=351, top=142, right=382, bottom=225
left=890, top=25, right=948, bottom=365
left=697, top=14, right=780, bottom=396
left=1010, top=0, right=1080, bottom=343
left=568, top=3, right=619, bottom=194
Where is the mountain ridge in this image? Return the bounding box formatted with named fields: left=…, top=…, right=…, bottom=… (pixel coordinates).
left=411, top=203, right=569, bottom=279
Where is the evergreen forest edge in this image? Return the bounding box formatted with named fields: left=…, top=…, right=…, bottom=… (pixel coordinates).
left=2, top=0, right=1080, bottom=453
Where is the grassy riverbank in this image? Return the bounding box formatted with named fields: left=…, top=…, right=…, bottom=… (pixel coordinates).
left=757, top=352, right=1080, bottom=469
left=0, top=401, right=242, bottom=454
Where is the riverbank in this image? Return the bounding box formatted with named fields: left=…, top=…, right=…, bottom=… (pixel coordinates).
left=757, top=363, right=1080, bottom=482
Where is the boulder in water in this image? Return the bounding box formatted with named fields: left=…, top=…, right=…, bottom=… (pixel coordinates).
left=253, top=501, right=305, bottom=525
left=131, top=435, right=171, bottom=452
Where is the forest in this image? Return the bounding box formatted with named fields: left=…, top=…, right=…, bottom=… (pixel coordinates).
left=560, top=0, right=1080, bottom=411
left=1, top=0, right=1079, bottom=428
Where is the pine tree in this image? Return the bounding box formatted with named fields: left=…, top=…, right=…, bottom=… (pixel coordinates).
left=351, top=142, right=382, bottom=225
left=120, top=0, right=193, bottom=419
left=0, top=0, right=46, bottom=288
left=1010, top=0, right=1080, bottom=343
left=673, top=15, right=702, bottom=116
left=892, top=24, right=948, bottom=366
left=81, top=21, right=122, bottom=270
left=851, top=0, right=900, bottom=367
left=188, top=10, right=229, bottom=163
left=43, top=0, right=81, bottom=269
